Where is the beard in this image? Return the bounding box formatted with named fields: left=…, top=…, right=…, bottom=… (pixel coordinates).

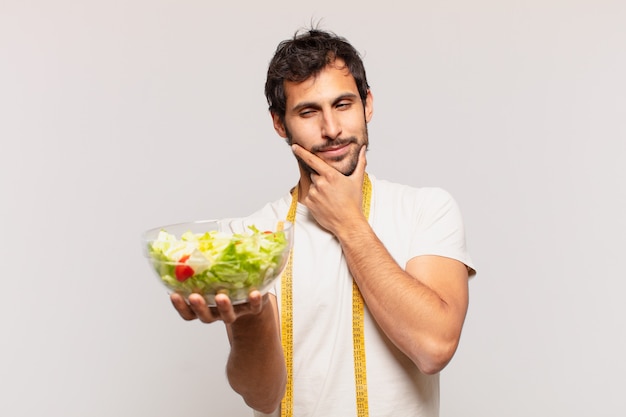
left=285, top=125, right=369, bottom=177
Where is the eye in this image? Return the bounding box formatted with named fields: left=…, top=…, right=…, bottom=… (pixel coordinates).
left=299, top=109, right=316, bottom=117
left=336, top=101, right=352, bottom=110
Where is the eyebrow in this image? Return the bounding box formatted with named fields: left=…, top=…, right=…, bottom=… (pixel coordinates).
left=291, top=93, right=359, bottom=113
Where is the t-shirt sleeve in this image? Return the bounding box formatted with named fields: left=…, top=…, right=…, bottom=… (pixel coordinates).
left=409, top=187, right=476, bottom=275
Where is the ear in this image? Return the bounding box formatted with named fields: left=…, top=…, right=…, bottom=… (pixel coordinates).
left=364, top=89, right=374, bottom=123
left=271, top=112, right=288, bottom=138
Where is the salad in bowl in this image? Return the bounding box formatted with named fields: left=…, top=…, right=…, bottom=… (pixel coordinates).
left=142, top=218, right=293, bottom=305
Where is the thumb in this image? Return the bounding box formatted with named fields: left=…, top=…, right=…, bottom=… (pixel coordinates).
left=355, top=145, right=368, bottom=177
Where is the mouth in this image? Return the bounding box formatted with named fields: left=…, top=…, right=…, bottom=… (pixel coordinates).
left=314, top=141, right=354, bottom=160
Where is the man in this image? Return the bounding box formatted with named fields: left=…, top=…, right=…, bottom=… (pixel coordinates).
left=171, top=28, right=475, bottom=417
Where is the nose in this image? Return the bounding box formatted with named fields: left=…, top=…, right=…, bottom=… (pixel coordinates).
left=321, top=110, right=341, bottom=140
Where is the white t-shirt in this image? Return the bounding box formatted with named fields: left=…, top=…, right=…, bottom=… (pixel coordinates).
left=251, top=176, right=475, bottom=417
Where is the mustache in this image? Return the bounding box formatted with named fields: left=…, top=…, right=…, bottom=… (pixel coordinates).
left=310, top=137, right=358, bottom=153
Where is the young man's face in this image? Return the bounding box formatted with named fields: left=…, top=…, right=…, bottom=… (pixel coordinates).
left=272, top=59, right=374, bottom=176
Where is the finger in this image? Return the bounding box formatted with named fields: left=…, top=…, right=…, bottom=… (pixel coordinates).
left=291, top=144, right=333, bottom=176
left=170, top=293, right=198, bottom=321
left=358, top=144, right=367, bottom=173
left=188, top=293, right=219, bottom=323
left=218, top=291, right=264, bottom=323
left=246, top=290, right=265, bottom=314
left=351, top=145, right=368, bottom=180
left=214, top=293, right=237, bottom=323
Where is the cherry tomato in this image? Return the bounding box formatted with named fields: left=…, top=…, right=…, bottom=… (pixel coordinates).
left=175, top=254, right=194, bottom=282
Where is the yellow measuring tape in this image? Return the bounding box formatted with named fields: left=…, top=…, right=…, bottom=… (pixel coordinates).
left=281, top=174, right=372, bottom=417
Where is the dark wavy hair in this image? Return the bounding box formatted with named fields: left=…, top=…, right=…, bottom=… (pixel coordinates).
left=264, top=29, right=370, bottom=121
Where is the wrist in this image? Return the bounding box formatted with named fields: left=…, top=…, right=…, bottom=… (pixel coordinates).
left=228, top=297, right=277, bottom=340
left=334, top=214, right=370, bottom=243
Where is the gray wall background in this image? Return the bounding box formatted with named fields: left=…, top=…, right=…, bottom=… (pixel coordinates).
left=2, top=1, right=625, bottom=416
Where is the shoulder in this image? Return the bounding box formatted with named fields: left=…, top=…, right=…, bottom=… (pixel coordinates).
left=371, top=176, right=455, bottom=212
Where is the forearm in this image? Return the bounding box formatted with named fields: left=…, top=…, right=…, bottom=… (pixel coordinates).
left=226, top=298, right=286, bottom=413
left=336, top=218, right=468, bottom=374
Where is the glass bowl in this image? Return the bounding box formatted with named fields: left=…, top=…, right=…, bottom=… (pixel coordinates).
left=142, top=218, right=293, bottom=306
